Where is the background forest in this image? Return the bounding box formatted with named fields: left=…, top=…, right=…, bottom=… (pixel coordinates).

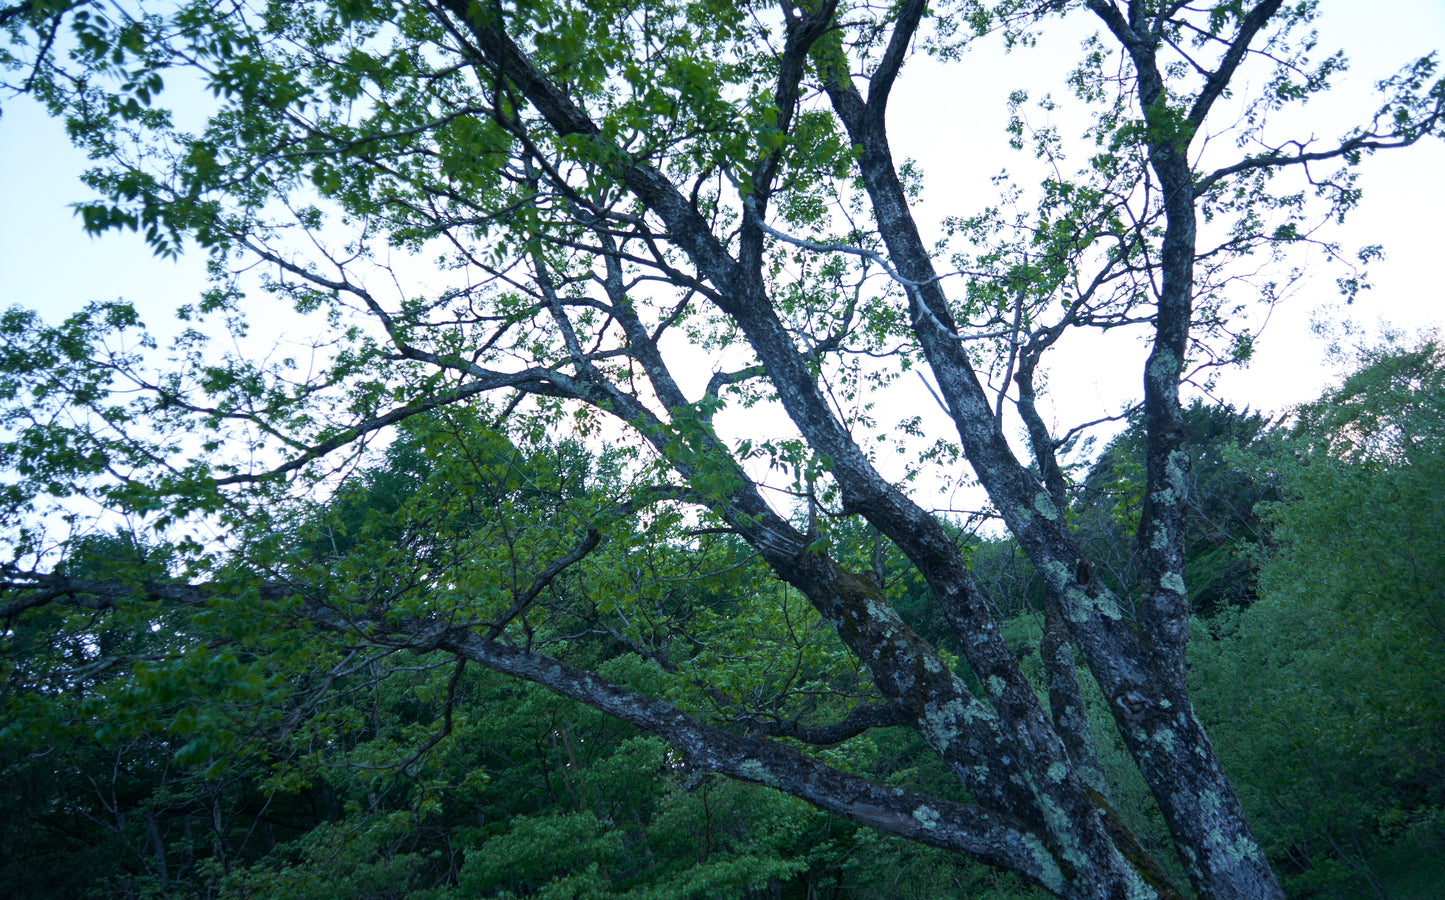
left=3, top=338, right=1441, bottom=899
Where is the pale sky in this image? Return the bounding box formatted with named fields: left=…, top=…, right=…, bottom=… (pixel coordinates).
left=0, top=0, right=1441, bottom=492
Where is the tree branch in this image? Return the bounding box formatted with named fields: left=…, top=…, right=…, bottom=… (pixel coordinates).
left=866, top=0, right=927, bottom=115
left=349, top=613, right=1073, bottom=894
left=741, top=702, right=910, bottom=745
left=1184, top=0, right=1284, bottom=132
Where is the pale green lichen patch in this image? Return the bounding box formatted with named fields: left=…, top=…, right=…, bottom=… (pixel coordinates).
left=919, top=696, right=997, bottom=752
left=1122, top=869, right=1158, bottom=900
left=986, top=675, right=1007, bottom=697
left=1021, top=833, right=1066, bottom=894
left=864, top=596, right=904, bottom=627
left=919, top=699, right=966, bottom=750
left=1041, top=556, right=1126, bottom=621
left=1160, top=571, right=1187, bottom=595
left=1201, top=825, right=1262, bottom=871
left=1168, top=447, right=1189, bottom=473
left=1063, top=585, right=1124, bottom=623
left=1031, top=791, right=1087, bottom=872
left=1041, top=560, right=1069, bottom=587
left=1229, top=832, right=1265, bottom=863
left=912, top=805, right=940, bottom=831
left=1179, top=843, right=1203, bottom=879
left=1148, top=349, right=1179, bottom=384
left=1047, top=761, right=1068, bottom=783
left=960, top=696, right=997, bottom=725
left=1199, top=789, right=1223, bottom=815
left=1190, top=816, right=1267, bottom=874
left=1033, top=493, right=1058, bottom=521
left=736, top=759, right=779, bottom=788
left=1152, top=726, right=1176, bottom=753
left=1091, top=590, right=1125, bottom=620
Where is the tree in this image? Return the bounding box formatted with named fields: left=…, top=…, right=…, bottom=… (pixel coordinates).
left=1, top=1, right=1441, bottom=897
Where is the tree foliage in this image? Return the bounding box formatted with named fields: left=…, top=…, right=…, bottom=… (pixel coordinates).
left=1190, top=339, right=1445, bottom=897
left=2, top=1, right=1443, bottom=898
left=1071, top=400, right=1278, bottom=616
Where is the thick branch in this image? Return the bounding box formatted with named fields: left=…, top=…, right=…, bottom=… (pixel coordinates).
left=1185, top=0, right=1285, bottom=131
left=1, top=570, right=1071, bottom=894
left=342, top=613, right=1074, bottom=895
left=867, top=0, right=927, bottom=114
left=742, top=702, right=910, bottom=745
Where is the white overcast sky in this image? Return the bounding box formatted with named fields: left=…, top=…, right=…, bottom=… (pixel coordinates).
left=886, top=0, right=1445, bottom=423
left=0, top=0, right=1440, bottom=438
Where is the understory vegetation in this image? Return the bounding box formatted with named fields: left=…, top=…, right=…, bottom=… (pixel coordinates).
left=4, top=340, right=1441, bottom=899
